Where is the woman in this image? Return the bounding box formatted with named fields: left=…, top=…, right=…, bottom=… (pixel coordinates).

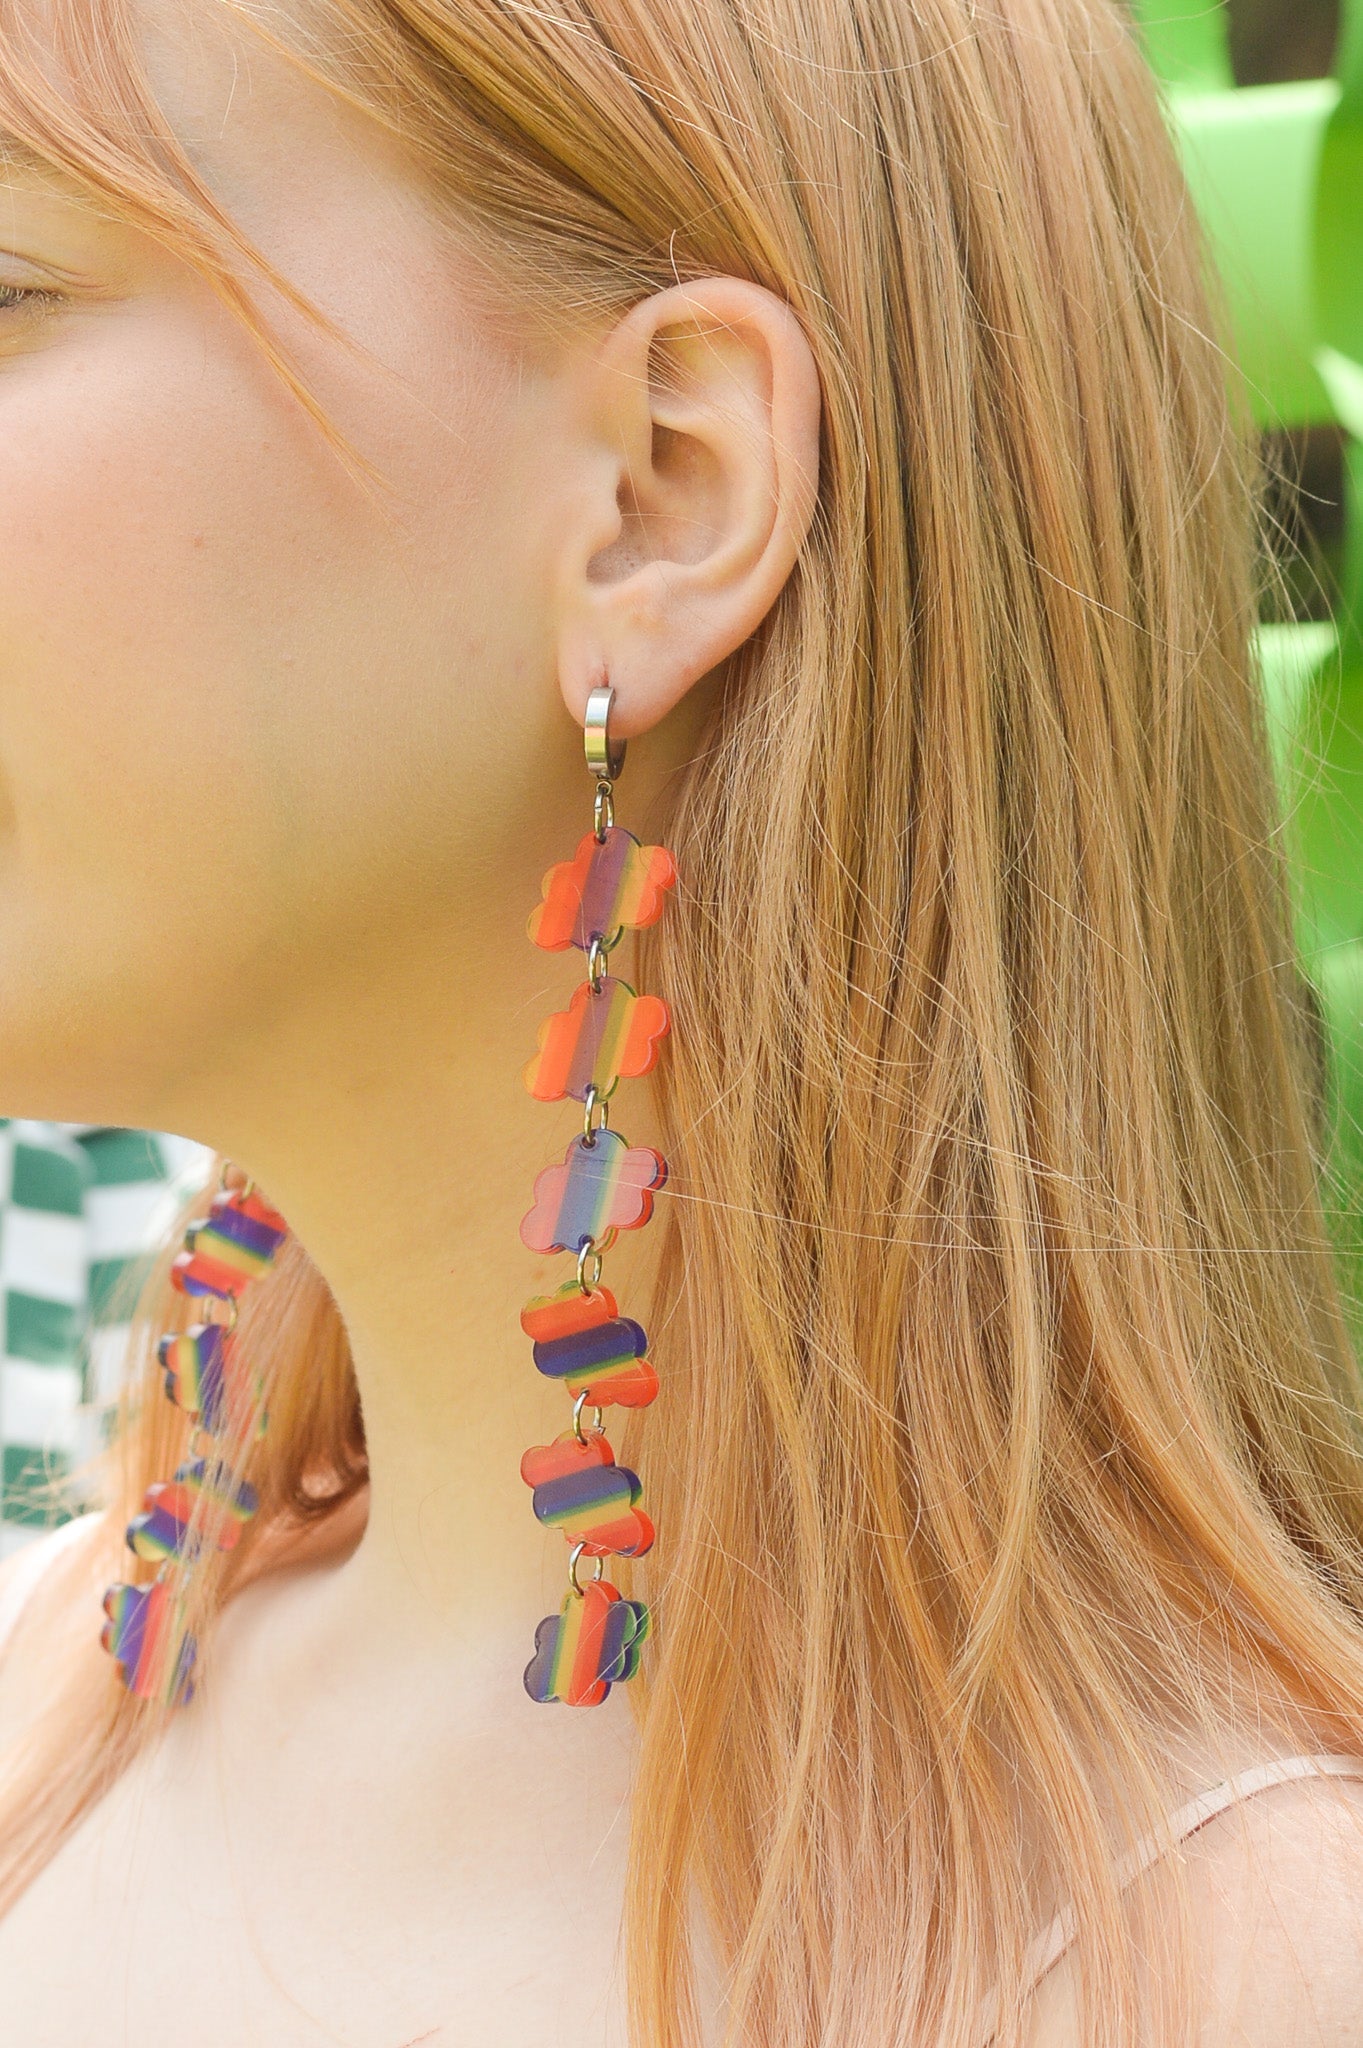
left=0, top=0, right=1361, bottom=2040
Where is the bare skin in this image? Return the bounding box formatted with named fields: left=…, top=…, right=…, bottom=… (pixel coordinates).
left=0, top=2, right=1361, bottom=2043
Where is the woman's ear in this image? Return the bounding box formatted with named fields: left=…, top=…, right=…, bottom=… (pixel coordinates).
left=553, top=276, right=821, bottom=737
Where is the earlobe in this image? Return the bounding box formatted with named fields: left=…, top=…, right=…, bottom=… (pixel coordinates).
left=555, top=276, right=821, bottom=738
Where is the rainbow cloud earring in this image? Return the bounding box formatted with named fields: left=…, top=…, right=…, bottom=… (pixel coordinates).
left=99, top=1166, right=289, bottom=1705
left=519, top=683, right=677, bottom=1705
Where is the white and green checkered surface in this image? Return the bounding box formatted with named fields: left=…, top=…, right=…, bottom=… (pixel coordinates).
left=0, top=1123, right=212, bottom=1559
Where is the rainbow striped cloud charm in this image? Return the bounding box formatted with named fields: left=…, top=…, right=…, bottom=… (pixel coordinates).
left=519, top=1129, right=667, bottom=1255
left=171, top=1187, right=289, bottom=1301
left=523, top=976, right=670, bottom=1103
left=520, top=1278, right=659, bottom=1407
left=125, top=1458, right=261, bottom=1564
left=100, top=1580, right=198, bottom=1706
left=527, top=825, right=677, bottom=952
left=158, top=1321, right=266, bottom=1438
left=523, top=1579, right=652, bottom=1706
left=520, top=1428, right=655, bottom=1557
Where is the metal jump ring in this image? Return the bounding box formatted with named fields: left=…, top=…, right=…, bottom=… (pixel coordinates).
left=581, top=1084, right=611, bottom=1148
left=196, top=1292, right=240, bottom=1333
left=572, top=1387, right=606, bottom=1444
left=587, top=928, right=624, bottom=994
left=567, top=1540, right=606, bottom=1596
left=576, top=1237, right=603, bottom=1295
left=216, top=1159, right=256, bottom=1201
left=593, top=779, right=615, bottom=842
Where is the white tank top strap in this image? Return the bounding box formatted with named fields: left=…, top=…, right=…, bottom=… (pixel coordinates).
left=1014, top=1751, right=1363, bottom=2011
left=0, top=1509, right=103, bottom=1667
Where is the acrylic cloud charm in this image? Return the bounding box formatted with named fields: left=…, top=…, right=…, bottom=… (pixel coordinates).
left=519, top=1128, right=668, bottom=1255
left=523, top=1578, right=652, bottom=1706
left=526, top=824, right=677, bottom=953
left=520, top=1277, right=660, bottom=1408
left=520, top=1427, right=655, bottom=1557
left=523, top=974, right=671, bottom=1103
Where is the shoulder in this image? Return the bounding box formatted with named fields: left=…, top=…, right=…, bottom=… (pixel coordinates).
left=0, top=1516, right=95, bottom=1634
left=1023, top=1764, right=1363, bottom=2047
left=1180, top=1766, right=1363, bottom=2045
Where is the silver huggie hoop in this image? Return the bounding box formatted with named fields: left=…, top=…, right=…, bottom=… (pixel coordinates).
left=584, top=683, right=626, bottom=780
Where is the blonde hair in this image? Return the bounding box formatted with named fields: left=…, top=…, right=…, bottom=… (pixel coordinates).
left=2, top=0, right=1363, bottom=2042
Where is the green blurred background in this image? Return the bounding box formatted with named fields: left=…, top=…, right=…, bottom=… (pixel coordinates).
left=1131, top=0, right=1363, bottom=1331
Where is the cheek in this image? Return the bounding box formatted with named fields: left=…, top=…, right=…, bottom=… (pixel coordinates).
left=1, top=328, right=273, bottom=873
left=0, top=285, right=536, bottom=1119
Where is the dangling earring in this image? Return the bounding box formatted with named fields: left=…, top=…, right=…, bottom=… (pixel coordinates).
left=519, top=681, right=678, bottom=1706
left=99, top=1164, right=289, bottom=1706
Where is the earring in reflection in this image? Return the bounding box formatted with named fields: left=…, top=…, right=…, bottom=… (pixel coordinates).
left=99, top=1164, right=288, bottom=1706
left=518, top=681, right=677, bottom=1705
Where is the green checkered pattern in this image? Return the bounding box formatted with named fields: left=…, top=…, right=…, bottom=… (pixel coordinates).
left=0, top=1123, right=212, bottom=1559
